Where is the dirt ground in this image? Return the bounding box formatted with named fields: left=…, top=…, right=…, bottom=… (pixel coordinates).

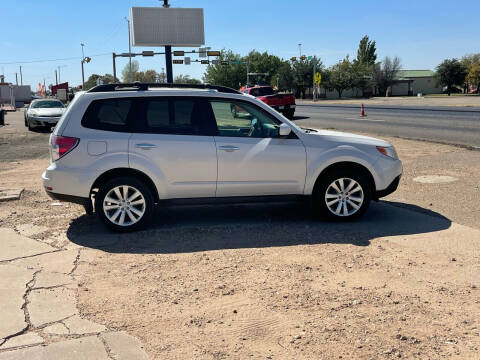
left=0, top=111, right=479, bottom=359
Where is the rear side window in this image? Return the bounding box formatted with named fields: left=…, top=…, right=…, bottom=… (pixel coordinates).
left=140, top=98, right=216, bottom=136
left=82, top=98, right=133, bottom=131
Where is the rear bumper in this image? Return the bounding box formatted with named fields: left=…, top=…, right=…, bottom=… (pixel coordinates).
left=272, top=104, right=296, bottom=111
left=375, top=174, right=401, bottom=200
left=45, top=190, right=89, bottom=205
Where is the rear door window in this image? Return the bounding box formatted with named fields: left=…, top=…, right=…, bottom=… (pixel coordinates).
left=82, top=98, right=133, bottom=132
left=140, top=97, right=216, bottom=136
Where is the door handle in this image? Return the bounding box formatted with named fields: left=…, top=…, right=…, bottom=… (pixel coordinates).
left=135, top=143, right=157, bottom=150
left=218, top=145, right=239, bottom=152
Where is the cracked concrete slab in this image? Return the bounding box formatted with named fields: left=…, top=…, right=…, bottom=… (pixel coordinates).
left=0, top=228, right=56, bottom=262
left=0, top=189, right=23, bottom=202
left=33, top=272, right=74, bottom=289
left=28, top=287, right=77, bottom=327
left=12, top=249, right=79, bottom=274
left=0, top=333, right=43, bottom=350
left=0, top=264, right=35, bottom=340
left=42, top=323, right=69, bottom=335
left=0, top=336, right=109, bottom=360
left=14, top=224, right=49, bottom=238
left=63, top=315, right=106, bottom=334
left=101, top=331, right=149, bottom=360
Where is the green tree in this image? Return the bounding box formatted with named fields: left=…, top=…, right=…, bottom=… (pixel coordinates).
left=174, top=74, right=202, bottom=84
left=461, top=53, right=480, bottom=92
left=356, top=35, right=377, bottom=66
left=467, top=63, right=480, bottom=95
left=83, top=73, right=118, bottom=90
left=292, top=56, right=323, bottom=98
left=121, top=60, right=140, bottom=82
left=372, top=56, right=401, bottom=96
left=274, top=61, right=295, bottom=91
left=326, top=57, right=355, bottom=98
left=203, top=50, right=246, bottom=89
left=435, top=58, right=467, bottom=96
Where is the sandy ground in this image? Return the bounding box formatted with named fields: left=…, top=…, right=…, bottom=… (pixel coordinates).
left=0, top=111, right=479, bottom=359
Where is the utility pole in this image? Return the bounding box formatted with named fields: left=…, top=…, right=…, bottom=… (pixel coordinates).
left=125, top=17, right=133, bottom=82
left=112, top=53, right=117, bottom=82
left=298, top=43, right=302, bottom=58
left=55, top=70, right=58, bottom=85
left=81, top=43, right=86, bottom=89
left=162, top=0, right=173, bottom=83
left=312, top=62, right=316, bottom=101
left=15, top=73, right=18, bottom=85
left=19, top=66, right=23, bottom=85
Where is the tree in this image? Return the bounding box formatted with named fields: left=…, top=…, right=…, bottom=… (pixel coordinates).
left=467, top=63, right=480, bottom=95
left=435, top=59, right=467, bottom=96
left=372, top=56, right=401, bottom=96
left=121, top=60, right=140, bottom=82
left=292, top=56, right=323, bottom=98
left=356, top=35, right=377, bottom=66
left=275, top=61, right=295, bottom=92
left=174, top=74, right=202, bottom=84
left=83, top=73, right=118, bottom=90
left=461, top=53, right=480, bottom=92
left=203, top=50, right=247, bottom=89
left=326, top=57, right=355, bottom=98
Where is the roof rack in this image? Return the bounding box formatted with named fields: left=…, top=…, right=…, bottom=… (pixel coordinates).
left=87, top=82, right=241, bottom=94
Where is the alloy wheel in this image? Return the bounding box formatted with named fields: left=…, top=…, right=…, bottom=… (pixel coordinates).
left=324, top=177, right=364, bottom=217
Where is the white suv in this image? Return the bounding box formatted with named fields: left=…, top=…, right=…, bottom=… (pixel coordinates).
left=42, top=83, right=402, bottom=231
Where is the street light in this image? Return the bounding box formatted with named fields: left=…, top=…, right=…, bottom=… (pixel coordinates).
left=298, top=43, right=302, bottom=58
left=80, top=43, right=86, bottom=88
left=125, top=17, right=132, bottom=82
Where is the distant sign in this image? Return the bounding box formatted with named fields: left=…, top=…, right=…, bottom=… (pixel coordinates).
left=130, top=7, right=205, bottom=47
left=314, top=72, right=322, bottom=85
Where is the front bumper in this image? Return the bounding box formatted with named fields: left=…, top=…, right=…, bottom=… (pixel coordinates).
left=28, top=116, right=60, bottom=126
left=375, top=174, right=401, bottom=200
left=272, top=104, right=296, bottom=112
left=45, top=189, right=89, bottom=205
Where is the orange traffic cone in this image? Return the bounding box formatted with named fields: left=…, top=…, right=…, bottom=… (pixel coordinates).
left=360, top=104, right=366, bottom=117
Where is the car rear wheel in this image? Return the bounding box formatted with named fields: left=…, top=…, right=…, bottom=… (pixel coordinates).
left=95, top=177, right=154, bottom=232
left=314, top=170, right=371, bottom=220
left=284, top=109, right=295, bottom=119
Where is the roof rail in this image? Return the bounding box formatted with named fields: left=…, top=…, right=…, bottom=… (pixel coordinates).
left=87, top=82, right=241, bottom=94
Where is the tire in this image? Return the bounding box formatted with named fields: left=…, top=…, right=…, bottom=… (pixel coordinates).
left=314, top=169, right=371, bottom=221
left=27, top=119, right=34, bottom=131
left=95, top=177, right=154, bottom=232
left=284, top=109, right=295, bottom=120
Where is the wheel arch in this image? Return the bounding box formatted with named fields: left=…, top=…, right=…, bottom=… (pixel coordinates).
left=312, top=161, right=376, bottom=197
left=90, top=168, right=159, bottom=202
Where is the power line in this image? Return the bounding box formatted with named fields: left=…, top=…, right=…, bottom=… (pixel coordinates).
left=0, top=52, right=111, bottom=65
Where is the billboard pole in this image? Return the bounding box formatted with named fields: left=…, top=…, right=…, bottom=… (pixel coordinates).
left=162, top=0, right=173, bottom=83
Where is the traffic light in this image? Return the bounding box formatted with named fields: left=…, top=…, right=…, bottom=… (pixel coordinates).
left=201, top=60, right=209, bottom=65
left=290, top=57, right=296, bottom=62
left=172, top=59, right=183, bottom=64
left=300, top=55, right=306, bottom=60
left=207, top=51, right=221, bottom=56
left=173, top=51, right=184, bottom=56
left=84, top=57, right=91, bottom=63
left=221, top=61, right=229, bottom=65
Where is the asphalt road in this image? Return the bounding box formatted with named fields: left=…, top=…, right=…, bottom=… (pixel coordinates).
left=293, top=104, right=480, bottom=148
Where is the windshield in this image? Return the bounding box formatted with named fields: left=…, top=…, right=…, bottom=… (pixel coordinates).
left=32, top=100, right=64, bottom=108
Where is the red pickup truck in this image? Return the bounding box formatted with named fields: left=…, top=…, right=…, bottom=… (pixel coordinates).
left=241, top=86, right=296, bottom=119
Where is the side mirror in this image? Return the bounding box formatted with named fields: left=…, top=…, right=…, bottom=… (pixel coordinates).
left=279, top=123, right=291, bottom=137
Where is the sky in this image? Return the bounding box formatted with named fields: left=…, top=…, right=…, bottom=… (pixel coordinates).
left=1, top=0, right=479, bottom=90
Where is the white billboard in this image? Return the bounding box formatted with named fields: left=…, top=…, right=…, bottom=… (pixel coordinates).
left=130, top=7, right=205, bottom=47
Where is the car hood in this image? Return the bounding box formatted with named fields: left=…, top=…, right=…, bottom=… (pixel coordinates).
left=303, top=129, right=392, bottom=147
left=29, top=108, right=65, bottom=116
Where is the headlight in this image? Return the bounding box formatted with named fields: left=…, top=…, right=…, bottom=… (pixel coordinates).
left=28, top=110, right=38, bottom=116
left=376, top=146, right=398, bottom=159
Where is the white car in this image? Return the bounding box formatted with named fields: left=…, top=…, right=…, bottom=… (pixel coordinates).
left=42, top=83, right=402, bottom=231
left=25, top=99, right=66, bottom=130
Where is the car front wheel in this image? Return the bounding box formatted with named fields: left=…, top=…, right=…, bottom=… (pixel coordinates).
left=95, top=177, right=154, bottom=231
left=315, top=170, right=371, bottom=220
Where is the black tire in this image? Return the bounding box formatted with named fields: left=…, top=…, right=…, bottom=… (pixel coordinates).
left=314, top=169, right=371, bottom=221
left=95, top=176, right=154, bottom=232
left=284, top=109, right=295, bottom=120
left=27, top=119, right=34, bottom=131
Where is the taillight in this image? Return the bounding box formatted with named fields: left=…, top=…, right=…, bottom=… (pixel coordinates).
left=51, top=135, right=79, bottom=161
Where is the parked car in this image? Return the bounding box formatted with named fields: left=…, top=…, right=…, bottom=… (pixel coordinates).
left=241, top=85, right=296, bottom=119
left=42, top=83, right=402, bottom=231
left=25, top=99, right=66, bottom=130
left=469, top=88, right=478, bottom=94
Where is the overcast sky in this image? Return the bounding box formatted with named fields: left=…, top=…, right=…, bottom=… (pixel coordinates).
left=1, top=0, right=479, bottom=90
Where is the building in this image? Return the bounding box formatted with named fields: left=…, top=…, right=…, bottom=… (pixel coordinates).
left=390, top=70, right=441, bottom=96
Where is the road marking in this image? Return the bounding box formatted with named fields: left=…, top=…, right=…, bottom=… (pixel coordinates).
left=345, top=117, right=385, bottom=122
